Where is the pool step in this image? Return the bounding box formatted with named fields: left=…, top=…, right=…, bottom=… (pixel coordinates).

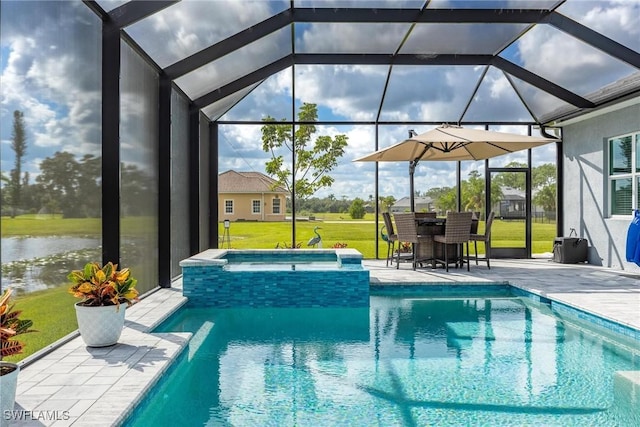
left=613, top=370, right=640, bottom=425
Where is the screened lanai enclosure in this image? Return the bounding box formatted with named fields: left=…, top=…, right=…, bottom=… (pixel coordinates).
left=1, top=1, right=639, bottom=345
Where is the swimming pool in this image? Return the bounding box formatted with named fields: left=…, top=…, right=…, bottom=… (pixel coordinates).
left=124, top=290, right=639, bottom=426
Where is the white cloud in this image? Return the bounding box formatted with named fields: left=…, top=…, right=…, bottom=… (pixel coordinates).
left=297, top=22, right=407, bottom=54
left=560, top=1, right=640, bottom=50
left=1, top=2, right=101, bottom=180
left=130, top=0, right=287, bottom=67
left=516, top=1, right=639, bottom=96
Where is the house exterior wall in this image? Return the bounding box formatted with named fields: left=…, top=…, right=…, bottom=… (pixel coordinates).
left=219, top=193, right=286, bottom=222
left=562, top=101, right=640, bottom=272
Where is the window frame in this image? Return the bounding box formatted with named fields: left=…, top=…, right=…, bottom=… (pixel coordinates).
left=252, top=199, right=261, bottom=214
left=608, top=132, right=639, bottom=217
left=224, top=199, right=234, bottom=214
left=272, top=197, right=281, bottom=214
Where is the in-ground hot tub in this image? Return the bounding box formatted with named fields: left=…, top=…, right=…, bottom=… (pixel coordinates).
left=179, top=248, right=370, bottom=308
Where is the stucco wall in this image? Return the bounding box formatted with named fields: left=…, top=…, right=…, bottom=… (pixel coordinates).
left=562, top=101, right=640, bottom=272
left=219, top=193, right=286, bottom=222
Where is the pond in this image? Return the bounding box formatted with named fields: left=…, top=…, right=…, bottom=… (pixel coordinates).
left=1, top=236, right=101, bottom=294
left=2, top=236, right=100, bottom=263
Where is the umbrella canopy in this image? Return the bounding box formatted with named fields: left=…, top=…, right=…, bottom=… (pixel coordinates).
left=354, top=124, right=558, bottom=163
left=354, top=124, right=559, bottom=211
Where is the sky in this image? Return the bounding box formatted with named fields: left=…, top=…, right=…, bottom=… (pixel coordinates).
left=1, top=0, right=639, bottom=201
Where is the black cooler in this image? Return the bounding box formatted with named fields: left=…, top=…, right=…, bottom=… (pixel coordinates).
left=553, top=237, right=588, bottom=264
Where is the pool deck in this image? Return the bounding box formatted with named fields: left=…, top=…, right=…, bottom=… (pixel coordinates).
left=8, top=258, right=640, bottom=426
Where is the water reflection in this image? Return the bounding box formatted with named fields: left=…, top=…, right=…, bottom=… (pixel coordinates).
left=2, top=236, right=100, bottom=263
left=1, top=237, right=101, bottom=294
left=0, top=237, right=148, bottom=294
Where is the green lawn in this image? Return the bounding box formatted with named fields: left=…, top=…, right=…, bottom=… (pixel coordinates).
left=0, top=214, right=155, bottom=237
left=4, top=285, right=78, bottom=362
left=222, top=217, right=556, bottom=257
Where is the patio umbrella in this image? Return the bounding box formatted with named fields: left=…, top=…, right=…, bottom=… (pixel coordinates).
left=353, top=124, right=559, bottom=211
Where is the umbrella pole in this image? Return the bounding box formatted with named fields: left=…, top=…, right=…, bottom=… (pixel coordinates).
left=408, top=129, right=417, bottom=212
left=409, top=160, right=417, bottom=212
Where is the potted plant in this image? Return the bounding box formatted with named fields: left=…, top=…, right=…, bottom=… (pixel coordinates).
left=1, top=288, right=36, bottom=419
left=68, top=262, right=139, bottom=347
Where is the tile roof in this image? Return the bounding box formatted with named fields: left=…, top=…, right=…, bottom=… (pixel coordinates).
left=219, top=170, right=288, bottom=194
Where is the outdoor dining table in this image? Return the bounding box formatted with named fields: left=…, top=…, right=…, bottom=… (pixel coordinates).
left=413, top=216, right=478, bottom=268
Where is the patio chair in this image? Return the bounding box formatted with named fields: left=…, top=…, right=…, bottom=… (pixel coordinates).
left=470, top=211, right=481, bottom=234
left=468, top=211, right=495, bottom=269
left=381, top=212, right=398, bottom=266
left=393, top=212, right=432, bottom=270
left=433, top=211, right=473, bottom=272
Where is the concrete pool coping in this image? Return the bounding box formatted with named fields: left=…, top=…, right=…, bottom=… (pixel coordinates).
left=9, top=258, right=640, bottom=426
left=178, top=247, right=364, bottom=267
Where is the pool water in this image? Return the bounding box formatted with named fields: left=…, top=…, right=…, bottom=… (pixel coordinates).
left=223, top=261, right=340, bottom=271
left=125, top=295, right=639, bottom=426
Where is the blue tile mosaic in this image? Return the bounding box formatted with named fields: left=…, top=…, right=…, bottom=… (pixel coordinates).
left=510, top=286, right=640, bottom=342
left=182, top=249, right=369, bottom=308
left=370, top=284, right=512, bottom=297
left=551, top=300, right=640, bottom=342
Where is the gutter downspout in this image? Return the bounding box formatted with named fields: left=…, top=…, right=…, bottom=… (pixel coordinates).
left=541, top=125, right=563, bottom=237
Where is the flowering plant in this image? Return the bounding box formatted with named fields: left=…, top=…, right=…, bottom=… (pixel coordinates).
left=68, top=262, right=139, bottom=308
left=398, top=242, right=412, bottom=253
left=1, top=288, right=36, bottom=361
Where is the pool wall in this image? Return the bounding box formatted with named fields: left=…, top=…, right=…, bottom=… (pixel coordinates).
left=179, top=248, right=370, bottom=308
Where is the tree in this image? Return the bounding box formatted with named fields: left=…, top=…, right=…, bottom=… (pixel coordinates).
left=36, top=151, right=80, bottom=218
left=9, top=110, right=27, bottom=218
left=121, top=163, right=154, bottom=216
left=533, top=163, right=556, bottom=214
left=435, top=188, right=457, bottom=213
left=461, top=170, right=503, bottom=216
left=425, top=186, right=456, bottom=213
left=348, top=198, right=366, bottom=219
left=533, top=184, right=556, bottom=212
left=492, top=161, right=527, bottom=190
left=532, top=163, right=556, bottom=188
left=261, top=103, right=348, bottom=203
left=462, top=170, right=484, bottom=212
left=76, top=155, right=102, bottom=217
left=35, top=152, right=104, bottom=218
left=378, top=195, right=396, bottom=212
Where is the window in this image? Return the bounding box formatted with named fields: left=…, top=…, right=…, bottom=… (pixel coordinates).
left=609, top=133, right=640, bottom=215
left=225, top=200, right=233, bottom=214
left=252, top=200, right=261, bottom=214
left=273, top=197, right=281, bottom=214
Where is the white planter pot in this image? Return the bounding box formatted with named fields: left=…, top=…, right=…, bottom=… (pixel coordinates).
left=0, top=362, right=19, bottom=427
left=75, top=303, right=126, bottom=347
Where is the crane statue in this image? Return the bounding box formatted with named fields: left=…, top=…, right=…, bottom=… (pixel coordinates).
left=380, top=225, right=389, bottom=242
left=307, top=226, right=322, bottom=248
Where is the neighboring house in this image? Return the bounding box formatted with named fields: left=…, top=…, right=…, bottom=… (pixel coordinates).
left=391, top=196, right=433, bottom=213
left=218, top=170, right=288, bottom=222
left=494, top=187, right=525, bottom=219
left=492, top=187, right=544, bottom=219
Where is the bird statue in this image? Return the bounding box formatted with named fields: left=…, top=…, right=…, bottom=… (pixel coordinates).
left=380, top=225, right=389, bottom=242
left=307, top=226, right=322, bottom=248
